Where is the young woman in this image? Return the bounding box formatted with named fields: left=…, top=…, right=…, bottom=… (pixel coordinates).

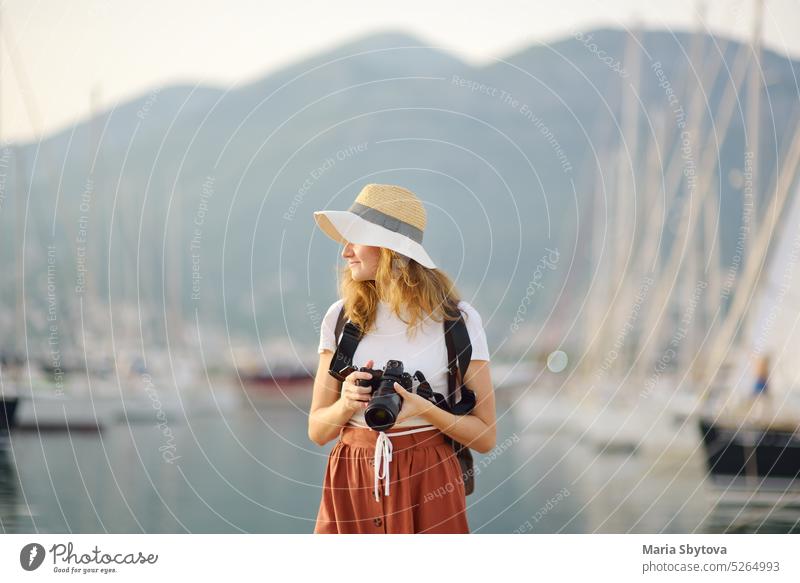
left=308, top=183, right=496, bottom=534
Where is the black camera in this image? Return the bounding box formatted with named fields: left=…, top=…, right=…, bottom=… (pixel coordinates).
left=355, top=359, right=413, bottom=431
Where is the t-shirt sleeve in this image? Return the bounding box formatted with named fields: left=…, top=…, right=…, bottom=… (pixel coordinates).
left=318, top=299, right=345, bottom=354
left=458, top=301, right=490, bottom=361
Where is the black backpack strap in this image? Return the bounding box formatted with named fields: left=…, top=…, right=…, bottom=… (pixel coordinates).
left=334, top=304, right=348, bottom=340
left=442, top=303, right=477, bottom=496
left=327, top=304, right=364, bottom=381
left=443, top=304, right=476, bottom=415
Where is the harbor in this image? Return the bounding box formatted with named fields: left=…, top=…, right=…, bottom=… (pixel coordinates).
left=1, top=0, right=800, bottom=537
left=4, top=379, right=796, bottom=534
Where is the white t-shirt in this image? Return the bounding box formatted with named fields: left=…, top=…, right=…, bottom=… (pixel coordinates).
left=318, top=299, right=490, bottom=428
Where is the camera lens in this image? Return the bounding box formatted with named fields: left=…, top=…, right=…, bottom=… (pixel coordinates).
left=364, top=398, right=399, bottom=432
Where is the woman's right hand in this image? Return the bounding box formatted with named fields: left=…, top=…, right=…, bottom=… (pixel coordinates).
left=339, top=359, right=375, bottom=414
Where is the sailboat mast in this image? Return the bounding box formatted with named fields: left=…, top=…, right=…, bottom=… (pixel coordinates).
left=738, top=0, right=765, bottom=346
left=701, top=127, right=800, bottom=395
left=591, top=26, right=641, bottom=378
left=634, top=37, right=752, bottom=381
left=4, top=0, right=25, bottom=363
left=748, top=0, right=764, bottom=225
left=168, top=178, right=184, bottom=347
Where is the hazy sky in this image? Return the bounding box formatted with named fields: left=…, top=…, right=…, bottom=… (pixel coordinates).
left=1, top=0, right=798, bottom=142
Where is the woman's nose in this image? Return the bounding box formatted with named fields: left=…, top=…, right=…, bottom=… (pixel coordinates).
left=341, top=242, right=353, bottom=258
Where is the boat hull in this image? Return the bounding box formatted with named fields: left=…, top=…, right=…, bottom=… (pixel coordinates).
left=699, top=418, right=800, bottom=489
left=1, top=397, right=19, bottom=433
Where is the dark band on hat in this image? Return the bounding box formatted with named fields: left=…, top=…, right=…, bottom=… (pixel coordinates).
left=348, top=202, right=424, bottom=243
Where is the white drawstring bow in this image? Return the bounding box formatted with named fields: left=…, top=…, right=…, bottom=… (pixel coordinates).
left=369, top=425, right=439, bottom=502
left=373, top=431, right=393, bottom=501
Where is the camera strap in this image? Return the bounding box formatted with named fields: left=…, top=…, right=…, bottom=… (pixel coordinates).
left=328, top=312, right=363, bottom=381
left=327, top=302, right=476, bottom=415
left=412, top=370, right=475, bottom=415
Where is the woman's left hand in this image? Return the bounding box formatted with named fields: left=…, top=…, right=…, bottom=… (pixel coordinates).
left=393, top=382, right=433, bottom=424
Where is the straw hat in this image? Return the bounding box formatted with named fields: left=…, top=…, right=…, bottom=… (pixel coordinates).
left=313, top=183, right=436, bottom=268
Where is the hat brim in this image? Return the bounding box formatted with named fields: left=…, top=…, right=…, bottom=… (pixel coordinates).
left=314, top=210, right=436, bottom=269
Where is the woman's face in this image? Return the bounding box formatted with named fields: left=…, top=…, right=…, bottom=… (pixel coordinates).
left=342, top=241, right=380, bottom=281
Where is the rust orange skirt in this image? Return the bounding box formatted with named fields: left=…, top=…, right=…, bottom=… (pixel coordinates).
left=314, top=424, right=470, bottom=534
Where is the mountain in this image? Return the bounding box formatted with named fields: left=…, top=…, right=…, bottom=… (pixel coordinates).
left=3, top=27, right=799, bottom=360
